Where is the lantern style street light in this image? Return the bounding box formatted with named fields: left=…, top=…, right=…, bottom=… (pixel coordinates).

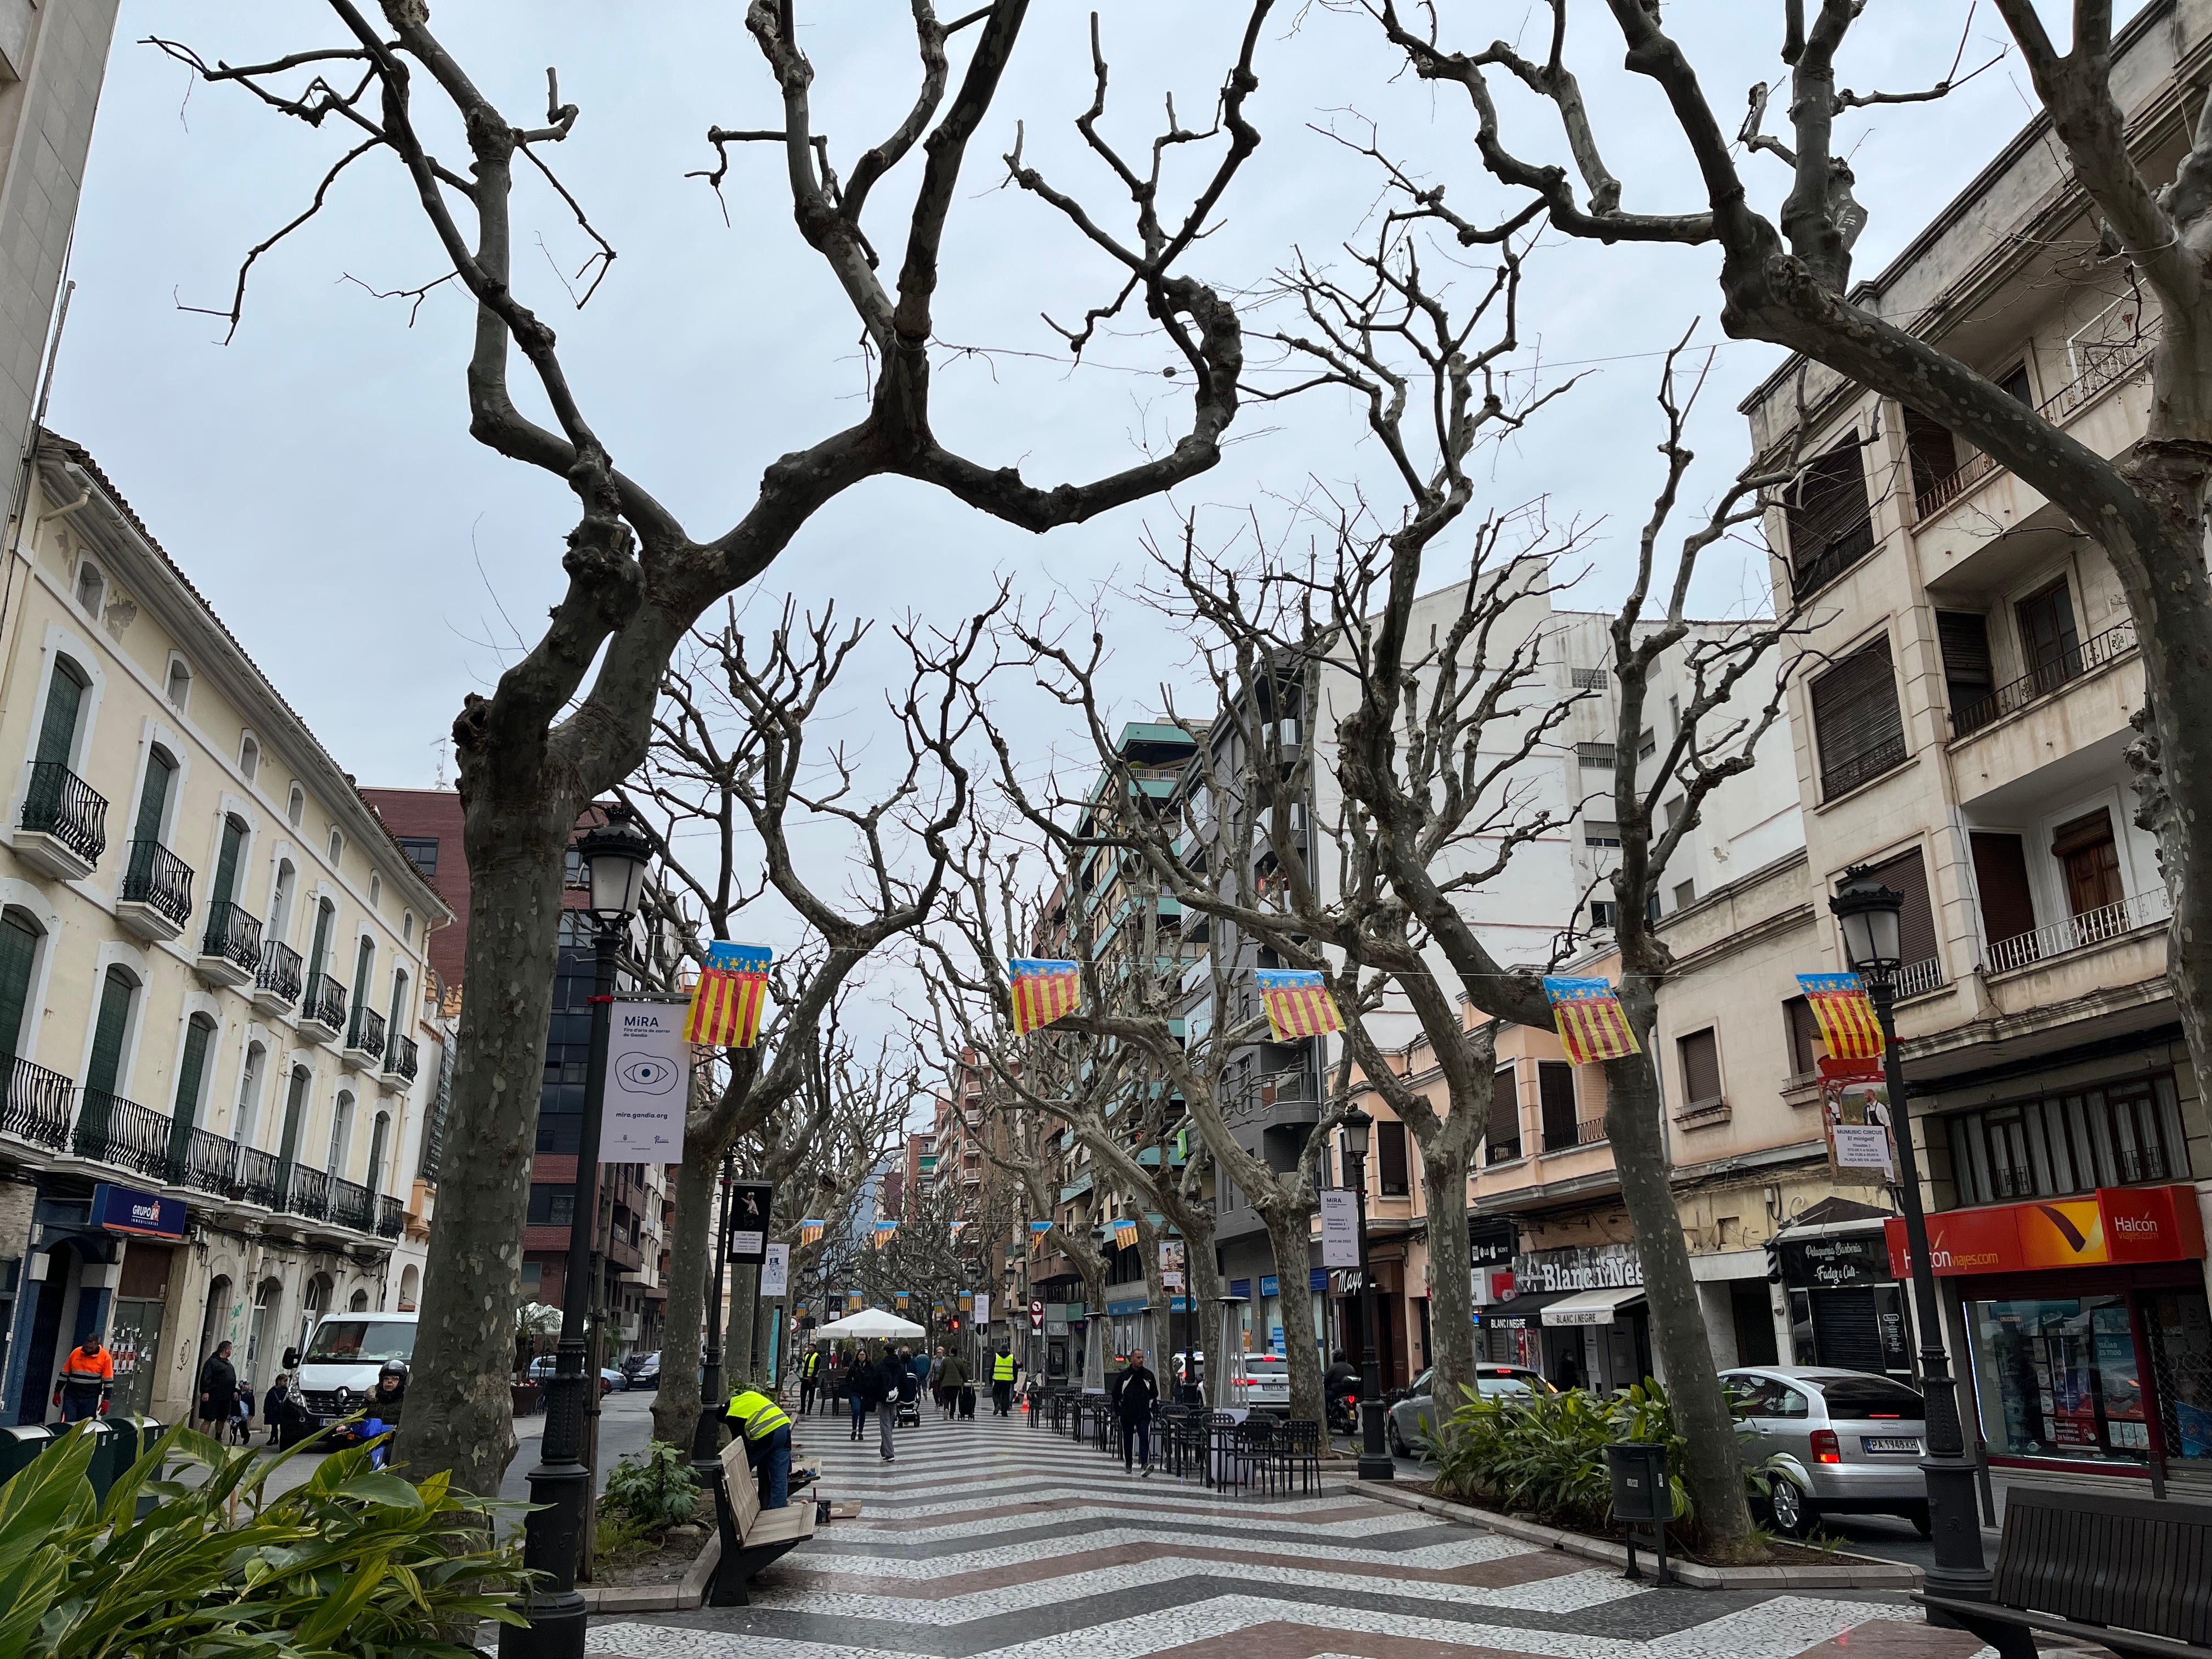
left=504, top=808, right=651, bottom=1659
left=1339, top=1108, right=1393, bottom=1482
left=1828, top=868, right=1990, bottom=1604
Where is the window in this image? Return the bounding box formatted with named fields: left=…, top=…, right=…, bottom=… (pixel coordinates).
left=131, top=746, right=177, bottom=849
left=1999, top=362, right=2033, bottom=404
left=1590, top=899, right=1620, bottom=930
left=1584, top=820, right=1621, bottom=848
left=1576, top=742, right=1617, bottom=769
left=402, top=911, right=415, bottom=946
left=287, top=783, right=304, bottom=827
left=2017, top=578, right=2083, bottom=697
left=1538, top=1060, right=1579, bottom=1152
left=328, top=828, right=343, bottom=864
left=1944, top=1074, right=2191, bottom=1206
left=1971, top=832, right=2038, bottom=960
left=172, top=1014, right=217, bottom=1137
left=1784, top=437, right=1874, bottom=593
left=1376, top=1120, right=1409, bottom=1195
left=1937, top=612, right=1994, bottom=730
left=270, top=859, right=297, bottom=944
left=1677, top=1028, right=1723, bottom=1106
left=326, top=1088, right=355, bottom=1175
left=1903, top=407, right=1960, bottom=511
left=1487, top=1066, right=1521, bottom=1161
left=235, top=1041, right=267, bottom=1144
left=367, top=1110, right=391, bottom=1197
left=1664, top=796, right=1686, bottom=828
left=520, top=1262, right=543, bottom=1299
left=1571, top=667, right=1606, bottom=689
left=1784, top=995, right=1824, bottom=1079
left=1638, top=728, right=1657, bottom=760
left=0, top=908, right=41, bottom=1071
left=83, top=965, right=134, bottom=1100
left=73, top=559, right=104, bottom=617
left=369, top=873, right=381, bottom=909
left=1857, top=847, right=1940, bottom=984
left=397, top=836, right=438, bottom=878
left=527, top=1184, right=576, bottom=1227
left=2052, top=808, right=2125, bottom=921
left=239, top=733, right=259, bottom=782
left=33, top=656, right=88, bottom=773
left=1810, top=636, right=1907, bottom=798
left=1673, top=879, right=1696, bottom=909
left=164, top=657, right=191, bottom=712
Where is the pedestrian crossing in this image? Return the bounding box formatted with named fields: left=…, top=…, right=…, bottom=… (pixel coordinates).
left=586, top=1409, right=1989, bottom=1659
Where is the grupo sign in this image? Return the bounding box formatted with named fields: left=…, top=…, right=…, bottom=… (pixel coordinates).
left=1885, top=1184, right=2207, bottom=1278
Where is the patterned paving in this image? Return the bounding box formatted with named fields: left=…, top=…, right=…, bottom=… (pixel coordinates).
left=587, top=1404, right=1990, bottom=1659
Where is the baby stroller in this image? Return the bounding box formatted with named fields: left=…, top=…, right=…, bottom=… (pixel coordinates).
left=895, top=1368, right=922, bottom=1430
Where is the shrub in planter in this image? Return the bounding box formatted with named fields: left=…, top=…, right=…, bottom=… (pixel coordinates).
left=602, top=1440, right=701, bottom=1532
left=0, top=1418, right=527, bottom=1657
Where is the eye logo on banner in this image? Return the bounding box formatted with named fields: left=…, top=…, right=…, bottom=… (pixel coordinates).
left=1542, top=976, right=1641, bottom=1066
left=1796, top=972, right=1885, bottom=1060
left=602, top=1002, right=689, bottom=1163
left=1256, top=969, right=1342, bottom=1041
left=1009, top=958, right=1082, bottom=1035
left=685, top=942, right=773, bottom=1047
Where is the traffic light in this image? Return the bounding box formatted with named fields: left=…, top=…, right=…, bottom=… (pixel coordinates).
left=946, top=1316, right=962, bottom=1334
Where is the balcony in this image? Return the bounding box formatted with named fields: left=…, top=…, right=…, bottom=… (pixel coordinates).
left=1789, top=517, right=1877, bottom=600
left=1543, top=1118, right=1609, bottom=1154
left=1916, top=341, right=2157, bottom=523
left=1953, top=619, right=2137, bottom=739
left=13, top=761, right=105, bottom=881
left=1987, top=887, right=2172, bottom=977
left=252, top=941, right=302, bottom=1016
left=1484, top=1137, right=1523, bottom=1166
left=235, top=1144, right=284, bottom=1209
left=117, top=840, right=194, bottom=943
left=343, top=1005, right=386, bottom=1073
left=300, top=972, right=348, bottom=1045
left=1894, top=955, right=1946, bottom=999
left=281, top=1163, right=331, bottom=1221
left=196, top=901, right=264, bottom=988
left=383, top=1032, right=419, bottom=1085
left=70, top=1091, right=174, bottom=1183
left=376, top=1193, right=407, bottom=1239
left=328, top=1174, right=376, bottom=1232
left=0, top=1058, right=71, bottom=1152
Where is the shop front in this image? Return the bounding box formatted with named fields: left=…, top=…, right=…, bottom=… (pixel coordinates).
left=1779, top=1229, right=1912, bottom=1380
left=1888, top=1184, right=2212, bottom=1485
left=1497, top=1243, right=1649, bottom=1391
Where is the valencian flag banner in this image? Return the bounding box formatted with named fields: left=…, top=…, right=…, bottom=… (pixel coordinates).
left=798, top=1218, right=825, bottom=1246
left=872, top=1220, right=898, bottom=1249
left=685, top=942, right=773, bottom=1047
left=1257, top=969, right=1343, bottom=1041
left=1108, top=1218, right=1138, bottom=1248
left=1009, top=958, right=1082, bottom=1036
left=1542, top=976, right=1641, bottom=1066
left=1796, top=972, right=1885, bottom=1060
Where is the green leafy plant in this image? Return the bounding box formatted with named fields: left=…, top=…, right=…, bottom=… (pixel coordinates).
left=0, top=1418, right=527, bottom=1658
left=601, top=1441, right=700, bottom=1532
left=589, top=1509, right=662, bottom=1569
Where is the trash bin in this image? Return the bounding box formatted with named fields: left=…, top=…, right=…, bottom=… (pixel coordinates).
left=1604, top=1441, right=1672, bottom=1584
left=82, top=1419, right=126, bottom=1502
left=0, top=1424, right=50, bottom=1485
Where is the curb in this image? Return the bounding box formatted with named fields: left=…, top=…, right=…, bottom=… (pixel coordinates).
left=1357, top=1483, right=1922, bottom=1591
left=578, top=1531, right=721, bottom=1614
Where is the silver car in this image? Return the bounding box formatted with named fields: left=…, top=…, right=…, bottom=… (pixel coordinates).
left=1226, top=1354, right=1290, bottom=1408
left=1721, top=1365, right=1931, bottom=1537
left=1386, top=1364, right=1546, bottom=1457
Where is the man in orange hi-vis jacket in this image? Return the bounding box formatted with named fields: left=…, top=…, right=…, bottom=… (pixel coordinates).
left=54, top=1334, right=115, bottom=1422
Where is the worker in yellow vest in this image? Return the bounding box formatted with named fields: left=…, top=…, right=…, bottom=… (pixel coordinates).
left=990, top=1343, right=1020, bottom=1418
left=725, top=1387, right=794, bottom=1508
left=798, top=1346, right=823, bottom=1417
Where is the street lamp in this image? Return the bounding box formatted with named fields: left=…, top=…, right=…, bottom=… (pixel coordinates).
left=1829, top=869, right=1989, bottom=1603
left=503, top=808, right=651, bottom=1659
left=1340, top=1107, right=1393, bottom=1483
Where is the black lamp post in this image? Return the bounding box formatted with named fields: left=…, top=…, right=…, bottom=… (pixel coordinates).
left=1340, top=1108, right=1393, bottom=1482
left=1829, top=869, right=1989, bottom=1603
left=692, top=1152, right=737, bottom=1475
left=503, top=809, right=651, bottom=1659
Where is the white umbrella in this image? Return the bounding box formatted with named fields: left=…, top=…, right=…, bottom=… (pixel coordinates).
left=812, top=1307, right=926, bottom=1340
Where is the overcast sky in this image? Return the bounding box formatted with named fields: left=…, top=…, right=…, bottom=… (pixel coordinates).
left=44, top=2, right=2098, bottom=1075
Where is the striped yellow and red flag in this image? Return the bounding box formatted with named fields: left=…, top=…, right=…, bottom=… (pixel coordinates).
left=684, top=942, right=772, bottom=1047
left=1257, top=970, right=1342, bottom=1041
left=1796, top=972, right=1884, bottom=1060
left=1542, top=976, right=1641, bottom=1066
left=1009, top=958, right=1082, bottom=1036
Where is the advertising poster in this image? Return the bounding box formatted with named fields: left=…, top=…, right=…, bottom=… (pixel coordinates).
left=1319, top=1188, right=1361, bottom=1267
left=601, top=1001, right=689, bottom=1162
left=760, top=1242, right=790, bottom=1298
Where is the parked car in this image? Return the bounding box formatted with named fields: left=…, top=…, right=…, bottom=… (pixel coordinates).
left=524, top=1355, right=620, bottom=1395
left=623, top=1351, right=661, bottom=1390
left=1225, top=1353, right=1291, bottom=1409
left=1721, top=1366, right=1931, bottom=1537
left=1386, top=1364, right=1547, bottom=1457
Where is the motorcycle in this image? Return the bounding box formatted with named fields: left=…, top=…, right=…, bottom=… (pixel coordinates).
left=1326, top=1390, right=1360, bottom=1435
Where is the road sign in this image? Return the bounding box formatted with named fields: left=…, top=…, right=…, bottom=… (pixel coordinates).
left=1029, top=1299, right=1044, bottom=1331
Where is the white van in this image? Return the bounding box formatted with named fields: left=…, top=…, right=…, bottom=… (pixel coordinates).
left=295, top=1311, right=419, bottom=1425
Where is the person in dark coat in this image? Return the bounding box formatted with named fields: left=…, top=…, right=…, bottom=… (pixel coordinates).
left=196, top=1341, right=239, bottom=1436
left=1115, top=1348, right=1160, bottom=1476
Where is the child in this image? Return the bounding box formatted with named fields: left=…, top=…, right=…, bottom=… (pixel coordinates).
left=263, top=1372, right=293, bottom=1447
left=230, top=1384, right=254, bottom=1446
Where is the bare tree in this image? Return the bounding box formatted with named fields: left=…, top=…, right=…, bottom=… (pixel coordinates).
left=1359, top=0, right=2212, bottom=1242
left=627, top=599, right=989, bottom=1452
left=153, top=1, right=1273, bottom=1495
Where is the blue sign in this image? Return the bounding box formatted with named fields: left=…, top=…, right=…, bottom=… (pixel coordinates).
left=1310, top=1268, right=1328, bottom=1291
left=1169, top=1296, right=1191, bottom=1311
left=90, top=1182, right=185, bottom=1239
left=1260, top=1274, right=1279, bottom=1297
left=1229, top=1278, right=1251, bottom=1298
left=1106, top=1295, right=1148, bottom=1317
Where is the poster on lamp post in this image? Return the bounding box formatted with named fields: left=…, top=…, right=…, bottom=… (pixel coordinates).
left=600, top=1001, right=689, bottom=1162
left=1819, top=1056, right=1894, bottom=1177
left=760, top=1243, right=790, bottom=1298
left=1320, top=1188, right=1361, bottom=1267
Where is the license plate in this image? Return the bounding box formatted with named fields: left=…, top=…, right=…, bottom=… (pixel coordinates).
left=1863, top=1436, right=1921, bottom=1453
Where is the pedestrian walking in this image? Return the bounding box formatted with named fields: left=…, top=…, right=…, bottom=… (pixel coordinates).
left=989, top=1341, right=1020, bottom=1416
left=872, top=1346, right=904, bottom=1462
left=847, top=1348, right=872, bottom=1443
left=724, top=1384, right=795, bottom=1509
left=52, top=1334, right=114, bottom=1424
left=799, top=1345, right=821, bottom=1416
left=910, top=1344, right=933, bottom=1398
left=1115, top=1348, right=1160, bottom=1475
left=195, top=1340, right=239, bottom=1437
left=936, top=1350, right=968, bottom=1419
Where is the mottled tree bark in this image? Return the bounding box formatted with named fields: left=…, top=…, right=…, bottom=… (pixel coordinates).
left=649, top=1135, right=716, bottom=1449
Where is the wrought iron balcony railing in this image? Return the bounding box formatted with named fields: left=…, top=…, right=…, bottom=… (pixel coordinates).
left=255, top=941, right=303, bottom=1006
left=0, top=1058, right=71, bottom=1150
left=19, top=762, right=106, bottom=866
left=120, top=840, right=195, bottom=929
left=200, top=901, right=264, bottom=972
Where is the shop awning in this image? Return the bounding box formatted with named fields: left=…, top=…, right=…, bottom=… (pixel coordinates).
left=1480, top=1287, right=1570, bottom=1329
left=1542, top=1286, right=1646, bottom=1327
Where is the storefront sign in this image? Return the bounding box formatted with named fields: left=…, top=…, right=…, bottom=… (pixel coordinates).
left=1319, top=1188, right=1361, bottom=1267
left=1886, top=1185, right=2208, bottom=1278
left=1471, top=1267, right=1514, bottom=1307
left=1781, top=1232, right=1892, bottom=1289
left=1105, top=1295, right=1148, bottom=1318
left=1470, top=1217, right=1518, bottom=1268
left=1515, top=1243, right=1642, bottom=1293
left=89, top=1183, right=184, bottom=1239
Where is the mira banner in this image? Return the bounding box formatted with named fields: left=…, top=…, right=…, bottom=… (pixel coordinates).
left=600, top=1001, right=688, bottom=1163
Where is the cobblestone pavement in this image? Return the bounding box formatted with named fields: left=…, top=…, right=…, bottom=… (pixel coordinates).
left=589, top=1406, right=1989, bottom=1659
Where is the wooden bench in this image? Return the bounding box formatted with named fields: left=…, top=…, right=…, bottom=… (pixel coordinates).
left=704, top=1435, right=816, bottom=1607
left=1916, top=1483, right=2212, bottom=1659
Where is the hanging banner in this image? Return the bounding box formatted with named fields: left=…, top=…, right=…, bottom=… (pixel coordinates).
left=601, top=1001, right=689, bottom=1163
left=1009, top=958, right=1082, bottom=1035
left=1822, top=1073, right=1895, bottom=1177
left=1108, top=1218, right=1138, bottom=1248
left=727, top=1181, right=772, bottom=1263
left=760, top=1242, right=790, bottom=1298
left=1796, top=972, right=1884, bottom=1060
left=1542, top=976, right=1641, bottom=1065
left=798, top=1218, right=826, bottom=1246
left=1319, top=1188, right=1361, bottom=1267
left=973, top=1292, right=991, bottom=1327
left=872, top=1220, right=898, bottom=1249
left=684, top=941, right=774, bottom=1047
left=1257, top=969, right=1343, bottom=1041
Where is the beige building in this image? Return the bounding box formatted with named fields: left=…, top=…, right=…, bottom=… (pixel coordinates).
left=1738, top=0, right=2212, bottom=1493
left=0, top=435, right=450, bottom=1426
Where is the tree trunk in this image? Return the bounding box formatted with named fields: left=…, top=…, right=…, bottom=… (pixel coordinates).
left=754, top=1294, right=778, bottom=1390
left=392, top=799, right=573, bottom=1498
left=1600, top=1039, right=1756, bottom=1559
left=1259, top=1204, right=1325, bottom=1429
left=1421, top=1135, right=1477, bottom=1410
left=727, top=1265, right=759, bottom=1384
left=649, top=1136, right=717, bottom=1449
left=1182, top=1221, right=1224, bottom=1406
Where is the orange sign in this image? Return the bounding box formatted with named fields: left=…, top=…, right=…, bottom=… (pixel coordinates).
left=1886, top=1185, right=2206, bottom=1278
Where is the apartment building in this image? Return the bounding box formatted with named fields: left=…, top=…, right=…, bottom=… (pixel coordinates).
left=1739, top=0, right=2212, bottom=1490
left=360, top=788, right=673, bottom=1358
left=0, top=437, right=450, bottom=1425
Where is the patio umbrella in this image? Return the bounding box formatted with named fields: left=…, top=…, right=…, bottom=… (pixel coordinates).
left=812, top=1307, right=927, bottom=1340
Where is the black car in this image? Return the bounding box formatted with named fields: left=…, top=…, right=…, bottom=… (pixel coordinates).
left=623, top=1351, right=661, bottom=1390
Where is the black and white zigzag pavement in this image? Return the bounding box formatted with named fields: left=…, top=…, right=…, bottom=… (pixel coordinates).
left=588, top=1406, right=1988, bottom=1659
